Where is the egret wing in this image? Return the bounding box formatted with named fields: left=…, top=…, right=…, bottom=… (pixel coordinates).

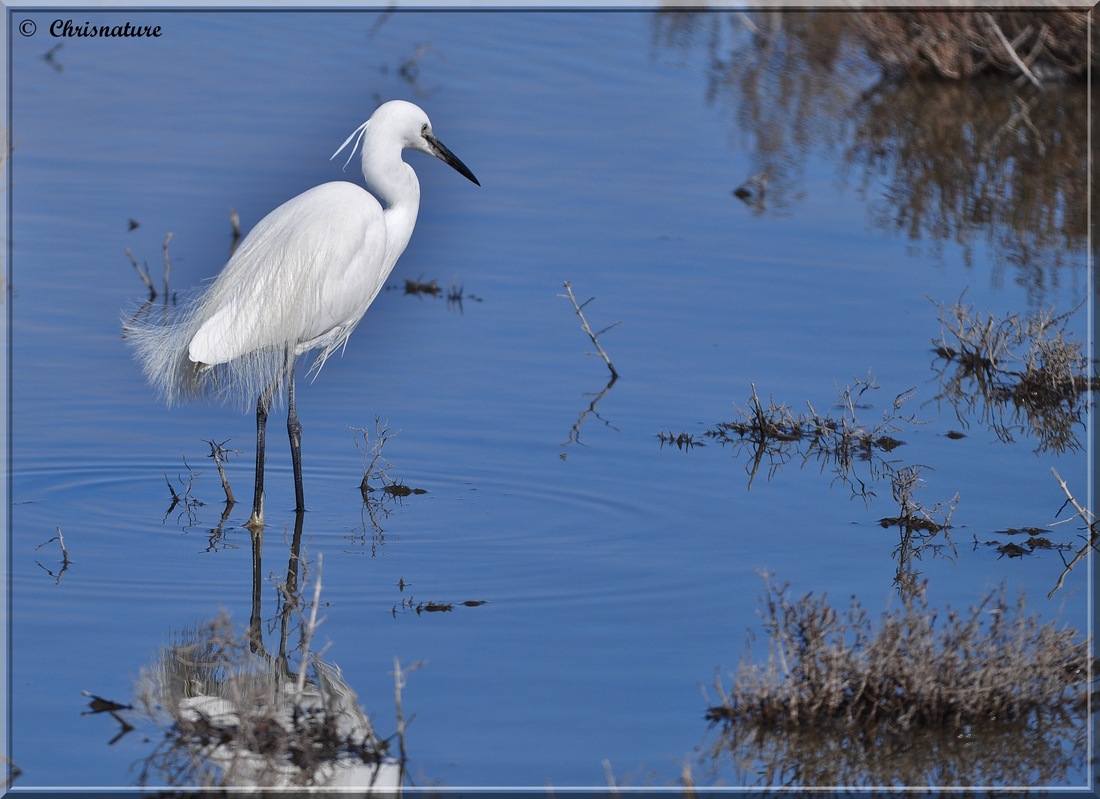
left=188, top=181, right=390, bottom=368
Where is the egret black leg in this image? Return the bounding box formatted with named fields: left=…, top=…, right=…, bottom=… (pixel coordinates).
left=287, top=359, right=305, bottom=513
left=246, top=388, right=272, bottom=530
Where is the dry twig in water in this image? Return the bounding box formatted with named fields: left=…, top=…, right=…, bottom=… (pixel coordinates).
left=561, top=281, right=620, bottom=379
left=205, top=439, right=238, bottom=506
left=1047, top=468, right=1097, bottom=598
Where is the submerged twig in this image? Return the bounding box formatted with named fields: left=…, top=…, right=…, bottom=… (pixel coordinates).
left=561, top=281, right=620, bottom=379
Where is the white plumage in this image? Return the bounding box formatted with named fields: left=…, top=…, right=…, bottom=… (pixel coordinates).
left=125, top=100, right=479, bottom=526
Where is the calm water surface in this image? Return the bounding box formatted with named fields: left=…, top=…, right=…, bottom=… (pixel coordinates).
left=7, top=9, right=1092, bottom=790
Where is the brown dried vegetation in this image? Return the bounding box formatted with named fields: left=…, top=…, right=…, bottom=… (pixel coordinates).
left=851, top=10, right=1091, bottom=83
left=931, top=297, right=1091, bottom=453
left=707, top=574, right=1090, bottom=734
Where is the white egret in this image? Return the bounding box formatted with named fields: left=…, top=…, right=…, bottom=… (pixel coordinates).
left=126, top=100, right=480, bottom=528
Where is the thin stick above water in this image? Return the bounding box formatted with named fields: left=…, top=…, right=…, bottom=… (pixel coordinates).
left=561, top=281, right=620, bottom=379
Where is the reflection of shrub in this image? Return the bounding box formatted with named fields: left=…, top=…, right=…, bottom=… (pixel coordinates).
left=704, top=376, right=916, bottom=497
left=931, top=297, right=1091, bottom=453
left=654, top=10, right=1088, bottom=301
left=708, top=575, right=1088, bottom=730
left=850, top=77, right=1087, bottom=295
left=851, top=11, right=1090, bottom=82
left=704, top=576, right=1091, bottom=787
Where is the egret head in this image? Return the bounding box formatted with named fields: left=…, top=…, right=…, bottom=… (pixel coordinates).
left=332, top=100, right=480, bottom=187
left=418, top=122, right=480, bottom=186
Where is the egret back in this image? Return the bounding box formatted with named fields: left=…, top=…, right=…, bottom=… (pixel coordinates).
left=125, top=181, right=390, bottom=410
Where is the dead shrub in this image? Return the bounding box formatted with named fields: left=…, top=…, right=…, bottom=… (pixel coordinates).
left=707, top=573, right=1090, bottom=733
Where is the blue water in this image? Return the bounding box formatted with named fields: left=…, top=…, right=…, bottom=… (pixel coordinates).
left=7, top=9, right=1092, bottom=790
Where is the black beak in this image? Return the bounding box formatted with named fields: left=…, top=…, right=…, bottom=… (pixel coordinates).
left=425, top=132, right=480, bottom=187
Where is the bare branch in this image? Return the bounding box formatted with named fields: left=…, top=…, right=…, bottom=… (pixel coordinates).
left=205, top=439, right=238, bottom=506
left=984, top=12, right=1043, bottom=88
left=1047, top=468, right=1097, bottom=598
left=561, top=281, right=619, bottom=379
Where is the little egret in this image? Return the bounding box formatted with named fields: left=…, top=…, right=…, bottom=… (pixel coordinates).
left=126, top=100, right=480, bottom=528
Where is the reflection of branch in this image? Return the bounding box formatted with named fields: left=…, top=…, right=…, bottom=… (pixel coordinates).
left=391, top=657, right=423, bottom=785
left=81, top=691, right=133, bottom=745
left=559, top=283, right=622, bottom=449
left=980, top=94, right=1040, bottom=159
left=43, top=42, right=64, bottom=72
left=561, top=282, right=619, bottom=379
left=34, top=526, right=72, bottom=583
left=563, top=374, right=619, bottom=447
left=163, top=459, right=204, bottom=526
left=349, top=419, right=427, bottom=552
left=296, top=553, right=325, bottom=696
left=398, top=42, right=442, bottom=97
left=353, top=417, right=397, bottom=495
left=122, top=232, right=177, bottom=336
left=882, top=466, right=958, bottom=597
left=983, top=12, right=1042, bottom=88
left=1047, top=468, right=1097, bottom=599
